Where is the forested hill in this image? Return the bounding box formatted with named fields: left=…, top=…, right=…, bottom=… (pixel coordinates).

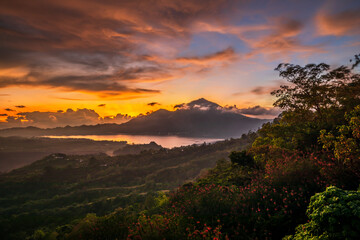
left=0, top=136, right=255, bottom=239
left=0, top=136, right=162, bottom=172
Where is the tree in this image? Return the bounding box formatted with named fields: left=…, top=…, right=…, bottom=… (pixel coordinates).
left=272, top=54, right=360, bottom=118
left=285, top=186, right=360, bottom=240
left=320, top=105, right=360, bottom=166
left=251, top=54, right=360, bottom=155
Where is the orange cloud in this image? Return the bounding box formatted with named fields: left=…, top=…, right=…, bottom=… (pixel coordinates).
left=0, top=1, right=229, bottom=96
left=176, top=47, right=236, bottom=65
left=191, top=18, right=324, bottom=60
left=0, top=0, right=244, bottom=99
left=316, top=8, right=360, bottom=36
left=192, top=21, right=271, bottom=37
left=243, top=19, right=325, bottom=59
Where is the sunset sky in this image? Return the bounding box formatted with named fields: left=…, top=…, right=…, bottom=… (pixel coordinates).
left=0, top=0, right=360, bottom=128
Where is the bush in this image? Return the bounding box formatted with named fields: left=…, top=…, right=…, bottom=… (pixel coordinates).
left=285, top=186, right=360, bottom=239
left=229, top=150, right=254, bottom=167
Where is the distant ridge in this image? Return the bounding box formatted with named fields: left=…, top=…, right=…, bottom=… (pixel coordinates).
left=0, top=98, right=271, bottom=138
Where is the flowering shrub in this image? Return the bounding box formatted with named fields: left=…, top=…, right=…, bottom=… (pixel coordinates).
left=127, top=150, right=359, bottom=239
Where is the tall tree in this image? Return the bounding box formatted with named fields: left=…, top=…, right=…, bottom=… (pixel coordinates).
left=252, top=54, right=360, bottom=153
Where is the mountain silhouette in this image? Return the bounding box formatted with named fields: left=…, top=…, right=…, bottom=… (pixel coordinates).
left=187, top=98, right=220, bottom=108
left=0, top=98, right=271, bottom=138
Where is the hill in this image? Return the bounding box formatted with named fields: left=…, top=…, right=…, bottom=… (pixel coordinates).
left=0, top=135, right=255, bottom=239
left=0, top=137, right=162, bottom=172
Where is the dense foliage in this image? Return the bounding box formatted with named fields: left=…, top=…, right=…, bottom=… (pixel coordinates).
left=0, top=137, right=253, bottom=239
left=285, top=186, right=360, bottom=239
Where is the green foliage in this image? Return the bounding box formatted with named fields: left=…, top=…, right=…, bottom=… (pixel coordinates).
left=66, top=209, right=135, bottom=240
left=285, top=186, right=360, bottom=240
left=0, top=137, right=252, bottom=239
left=229, top=150, right=254, bottom=167
left=31, top=230, right=46, bottom=240
left=272, top=61, right=360, bottom=114
left=253, top=56, right=360, bottom=157
left=129, top=150, right=356, bottom=240
left=197, top=158, right=253, bottom=186
left=320, top=105, right=360, bottom=164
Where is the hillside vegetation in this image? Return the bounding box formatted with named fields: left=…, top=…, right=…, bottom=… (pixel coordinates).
left=0, top=137, right=254, bottom=239
left=0, top=137, right=163, bottom=172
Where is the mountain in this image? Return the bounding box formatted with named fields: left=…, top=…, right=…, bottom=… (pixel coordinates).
left=0, top=98, right=270, bottom=138
left=117, top=98, right=269, bottom=138
left=187, top=97, right=221, bottom=108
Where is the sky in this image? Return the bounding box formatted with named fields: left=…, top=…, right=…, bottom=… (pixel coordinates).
left=0, top=0, right=359, bottom=128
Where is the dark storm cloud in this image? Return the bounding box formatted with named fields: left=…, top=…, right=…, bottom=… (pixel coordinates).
left=4, top=108, right=15, bottom=111
left=0, top=113, right=8, bottom=116
left=15, top=105, right=26, bottom=108
left=98, top=104, right=106, bottom=107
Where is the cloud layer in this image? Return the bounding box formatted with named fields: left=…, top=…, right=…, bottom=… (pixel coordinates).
left=2, top=0, right=355, bottom=98
left=0, top=0, right=238, bottom=97
left=0, top=108, right=132, bottom=129
left=237, top=105, right=281, bottom=117
left=316, top=7, right=360, bottom=36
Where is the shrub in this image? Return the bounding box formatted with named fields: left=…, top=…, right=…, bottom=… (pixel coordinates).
left=285, top=186, right=360, bottom=240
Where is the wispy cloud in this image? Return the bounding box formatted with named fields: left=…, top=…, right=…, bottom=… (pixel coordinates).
left=176, top=47, right=236, bottom=65
left=316, top=8, right=360, bottom=36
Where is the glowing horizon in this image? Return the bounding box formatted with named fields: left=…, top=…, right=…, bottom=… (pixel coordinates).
left=1, top=0, right=359, bottom=127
